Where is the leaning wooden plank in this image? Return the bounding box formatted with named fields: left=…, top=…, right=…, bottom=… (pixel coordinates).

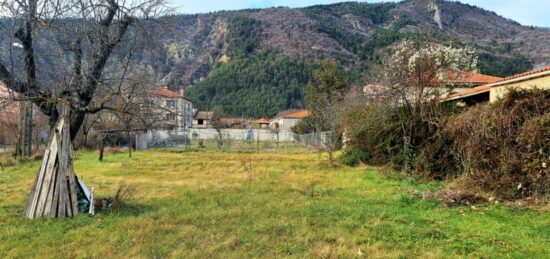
left=34, top=132, right=59, bottom=217
left=24, top=149, right=51, bottom=219
left=57, top=120, right=70, bottom=218
left=46, top=126, right=65, bottom=217
left=67, top=162, right=78, bottom=216
left=44, top=164, right=59, bottom=217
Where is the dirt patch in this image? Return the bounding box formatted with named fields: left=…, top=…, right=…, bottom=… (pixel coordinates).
left=425, top=187, right=487, bottom=207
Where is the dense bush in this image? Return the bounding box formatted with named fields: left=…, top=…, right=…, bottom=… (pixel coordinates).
left=343, top=89, right=550, bottom=199
left=341, top=102, right=460, bottom=178
left=447, top=89, right=550, bottom=199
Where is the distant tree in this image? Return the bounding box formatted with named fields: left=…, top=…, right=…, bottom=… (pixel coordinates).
left=305, top=60, right=349, bottom=165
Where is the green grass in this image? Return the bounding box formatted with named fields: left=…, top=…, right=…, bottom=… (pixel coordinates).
left=1, top=149, right=550, bottom=258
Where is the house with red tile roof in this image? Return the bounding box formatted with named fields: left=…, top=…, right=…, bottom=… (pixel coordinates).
left=143, top=87, right=193, bottom=130
left=253, top=118, right=271, bottom=129
left=442, top=66, right=550, bottom=105
left=363, top=70, right=501, bottom=103
left=269, top=109, right=310, bottom=131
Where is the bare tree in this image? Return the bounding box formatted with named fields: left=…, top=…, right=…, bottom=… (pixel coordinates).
left=305, top=60, right=349, bottom=166
left=0, top=0, right=170, bottom=142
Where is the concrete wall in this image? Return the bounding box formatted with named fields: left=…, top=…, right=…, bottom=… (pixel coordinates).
left=136, top=128, right=299, bottom=150
left=490, top=74, right=550, bottom=102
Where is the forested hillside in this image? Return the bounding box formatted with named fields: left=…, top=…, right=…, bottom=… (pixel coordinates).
left=172, top=1, right=550, bottom=117
left=4, top=0, right=548, bottom=117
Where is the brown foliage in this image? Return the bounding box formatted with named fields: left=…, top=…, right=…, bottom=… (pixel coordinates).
left=447, top=89, right=550, bottom=199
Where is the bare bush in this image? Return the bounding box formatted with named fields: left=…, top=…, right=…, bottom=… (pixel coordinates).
left=447, top=89, right=550, bottom=199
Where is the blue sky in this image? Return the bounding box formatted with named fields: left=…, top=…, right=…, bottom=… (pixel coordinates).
left=169, top=0, right=550, bottom=28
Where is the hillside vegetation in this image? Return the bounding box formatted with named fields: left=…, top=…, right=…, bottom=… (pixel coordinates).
left=2, top=0, right=549, bottom=117
left=173, top=0, right=550, bottom=116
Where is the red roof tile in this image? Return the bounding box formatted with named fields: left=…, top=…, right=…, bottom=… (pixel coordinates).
left=442, top=66, right=550, bottom=101
left=146, top=87, right=180, bottom=98
left=254, top=118, right=270, bottom=124
left=282, top=110, right=310, bottom=119
left=492, top=65, right=550, bottom=83
left=445, top=71, right=502, bottom=84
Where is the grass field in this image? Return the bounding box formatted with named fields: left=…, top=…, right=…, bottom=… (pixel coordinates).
left=1, top=149, right=550, bottom=258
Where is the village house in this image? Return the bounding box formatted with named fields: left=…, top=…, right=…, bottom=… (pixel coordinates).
left=443, top=66, right=550, bottom=105
left=363, top=70, right=501, bottom=102
left=269, top=109, right=310, bottom=131
left=193, top=111, right=214, bottom=129
left=253, top=118, right=271, bottom=129
left=143, top=87, right=193, bottom=130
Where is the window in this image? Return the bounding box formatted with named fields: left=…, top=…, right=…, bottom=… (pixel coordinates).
left=166, top=113, right=176, bottom=121
left=166, top=100, right=176, bottom=108
left=198, top=119, right=204, bottom=125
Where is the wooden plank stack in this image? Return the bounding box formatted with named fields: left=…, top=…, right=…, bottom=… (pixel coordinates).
left=23, top=111, right=79, bottom=219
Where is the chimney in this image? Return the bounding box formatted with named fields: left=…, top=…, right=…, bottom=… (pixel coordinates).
left=179, top=88, right=184, bottom=97
left=163, top=86, right=168, bottom=89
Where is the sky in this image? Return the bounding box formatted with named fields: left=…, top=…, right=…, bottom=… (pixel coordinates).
left=169, top=0, right=550, bottom=28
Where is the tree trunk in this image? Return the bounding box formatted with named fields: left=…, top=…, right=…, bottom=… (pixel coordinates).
left=16, top=101, right=33, bottom=157
left=127, top=130, right=132, bottom=157
left=328, top=149, right=334, bottom=166
left=99, top=135, right=105, bottom=161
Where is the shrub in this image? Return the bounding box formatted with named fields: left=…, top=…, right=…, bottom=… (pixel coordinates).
left=342, top=101, right=459, bottom=177
left=338, top=147, right=369, bottom=166
left=447, top=89, right=550, bottom=199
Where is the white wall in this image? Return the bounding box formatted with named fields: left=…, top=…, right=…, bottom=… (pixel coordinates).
left=136, top=128, right=298, bottom=150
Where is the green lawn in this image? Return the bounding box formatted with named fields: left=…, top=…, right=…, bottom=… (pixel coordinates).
left=1, top=149, right=550, bottom=258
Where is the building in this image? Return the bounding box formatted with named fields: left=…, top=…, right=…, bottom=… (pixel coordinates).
left=364, top=70, right=501, bottom=103
left=442, top=70, right=502, bottom=93
left=442, top=66, right=550, bottom=104
left=253, top=118, right=271, bottom=129
left=220, top=118, right=248, bottom=129
left=269, top=109, right=310, bottom=131
left=193, top=111, right=214, bottom=129
left=144, top=87, right=193, bottom=130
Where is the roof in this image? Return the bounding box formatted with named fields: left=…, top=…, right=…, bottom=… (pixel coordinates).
left=442, top=66, right=550, bottom=102
left=220, top=118, right=247, bottom=124
left=445, top=71, right=502, bottom=85
left=441, top=85, right=491, bottom=101
left=194, top=111, right=213, bottom=120
left=146, top=87, right=180, bottom=98
left=492, top=65, right=550, bottom=84
left=278, top=109, right=311, bottom=119
left=254, top=118, right=270, bottom=124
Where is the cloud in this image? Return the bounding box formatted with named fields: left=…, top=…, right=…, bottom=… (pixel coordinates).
left=170, top=0, right=550, bottom=27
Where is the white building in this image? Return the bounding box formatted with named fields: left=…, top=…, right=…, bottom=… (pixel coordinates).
left=269, top=109, right=310, bottom=132
left=144, top=87, right=193, bottom=130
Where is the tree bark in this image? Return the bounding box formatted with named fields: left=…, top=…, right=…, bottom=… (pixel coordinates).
left=99, top=134, right=105, bottom=161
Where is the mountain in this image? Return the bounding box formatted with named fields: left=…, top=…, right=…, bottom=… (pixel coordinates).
left=5, top=0, right=550, bottom=118
left=150, top=0, right=550, bottom=117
